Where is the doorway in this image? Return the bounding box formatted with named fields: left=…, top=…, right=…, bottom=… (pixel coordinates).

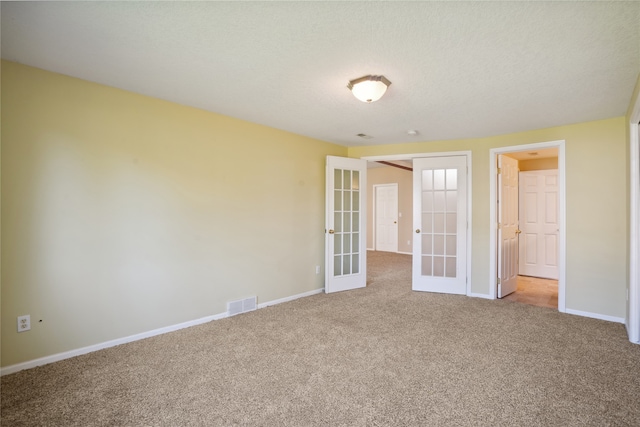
left=373, top=183, right=399, bottom=252
left=490, top=141, right=566, bottom=312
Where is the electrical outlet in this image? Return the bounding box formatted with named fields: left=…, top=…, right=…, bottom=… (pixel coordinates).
left=315, top=265, right=320, bottom=274
left=17, top=315, right=31, bottom=332
left=407, top=240, right=411, bottom=245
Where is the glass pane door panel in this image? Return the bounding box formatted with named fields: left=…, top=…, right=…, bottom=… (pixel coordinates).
left=335, top=169, right=342, bottom=189
left=434, top=214, right=445, bottom=233
left=434, top=192, right=445, bottom=211
left=445, top=258, right=456, bottom=278
left=343, top=191, right=351, bottom=210
left=434, top=170, right=445, bottom=190
left=422, top=256, right=433, bottom=275
left=343, top=255, right=351, bottom=275
left=445, top=213, right=457, bottom=233
left=422, top=213, right=433, bottom=232
left=334, top=212, right=342, bottom=232
left=331, top=167, right=362, bottom=278
left=422, top=234, right=432, bottom=254
left=343, top=234, right=351, bottom=253
left=434, top=256, right=445, bottom=276
left=422, top=171, right=433, bottom=190
left=344, top=212, right=351, bottom=231
left=344, top=171, right=351, bottom=190
left=446, top=235, right=457, bottom=256
left=334, top=256, right=341, bottom=276
left=446, top=169, right=457, bottom=189
left=434, top=235, right=445, bottom=255
left=420, top=167, right=460, bottom=279
left=334, top=236, right=342, bottom=255
left=446, top=191, right=457, bottom=211
left=422, top=193, right=434, bottom=211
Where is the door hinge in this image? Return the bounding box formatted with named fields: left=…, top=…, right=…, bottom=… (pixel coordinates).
left=497, top=167, right=502, bottom=174
left=497, top=223, right=502, bottom=230
left=497, top=278, right=501, bottom=285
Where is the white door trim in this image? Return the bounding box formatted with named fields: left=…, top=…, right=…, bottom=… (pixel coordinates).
left=628, top=78, right=640, bottom=344
left=362, top=151, right=473, bottom=295
left=489, top=141, right=566, bottom=312
left=373, top=183, right=399, bottom=252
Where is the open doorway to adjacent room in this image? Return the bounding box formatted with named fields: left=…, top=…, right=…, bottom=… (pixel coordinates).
left=491, top=143, right=564, bottom=311
left=367, top=160, right=414, bottom=255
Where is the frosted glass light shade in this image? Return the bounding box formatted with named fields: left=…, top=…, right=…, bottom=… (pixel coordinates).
left=347, top=75, right=391, bottom=103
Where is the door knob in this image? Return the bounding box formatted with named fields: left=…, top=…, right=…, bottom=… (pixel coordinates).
left=415, top=229, right=421, bottom=233
left=328, top=229, right=335, bottom=234
left=515, top=229, right=522, bottom=234
left=394, top=221, right=397, bottom=224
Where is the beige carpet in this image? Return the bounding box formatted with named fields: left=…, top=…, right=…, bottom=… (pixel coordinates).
left=2, top=251, right=640, bottom=426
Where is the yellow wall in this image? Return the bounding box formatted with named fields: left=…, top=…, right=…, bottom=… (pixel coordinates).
left=350, top=117, right=628, bottom=318
left=367, top=166, right=413, bottom=253
left=1, top=60, right=633, bottom=367
left=1, top=61, right=346, bottom=367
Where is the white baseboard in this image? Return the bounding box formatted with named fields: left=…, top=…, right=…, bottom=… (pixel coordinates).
left=1, top=288, right=324, bottom=377
left=256, top=288, right=323, bottom=309
left=565, top=308, right=625, bottom=324
left=366, top=249, right=412, bottom=255
left=469, top=292, right=494, bottom=299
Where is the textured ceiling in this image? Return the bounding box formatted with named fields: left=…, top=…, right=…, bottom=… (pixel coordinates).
left=2, top=1, right=639, bottom=147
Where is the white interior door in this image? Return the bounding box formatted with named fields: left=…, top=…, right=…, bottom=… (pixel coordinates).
left=325, top=156, right=367, bottom=293
left=412, top=156, right=467, bottom=294
left=519, top=170, right=559, bottom=279
left=497, top=155, right=519, bottom=298
left=375, top=184, right=398, bottom=252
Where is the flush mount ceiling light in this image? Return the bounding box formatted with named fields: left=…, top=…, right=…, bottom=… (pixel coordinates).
left=347, top=75, right=391, bottom=103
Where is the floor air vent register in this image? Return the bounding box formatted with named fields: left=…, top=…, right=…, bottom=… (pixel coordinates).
left=227, top=296, right=257, bottom=316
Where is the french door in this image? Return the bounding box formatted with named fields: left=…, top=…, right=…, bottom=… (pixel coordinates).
left=325, top=156, right=367, bottom=293
left=412, top=156, right=468, bottom=294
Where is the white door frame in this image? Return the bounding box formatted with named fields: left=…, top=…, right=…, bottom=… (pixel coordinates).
left=628, top=79, right=640, bottom=344
left=489, top=140, right=566, bottom=312
left=362, top=151, right=473, bottom=295
left=373, top=183, right=399, bottom=252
